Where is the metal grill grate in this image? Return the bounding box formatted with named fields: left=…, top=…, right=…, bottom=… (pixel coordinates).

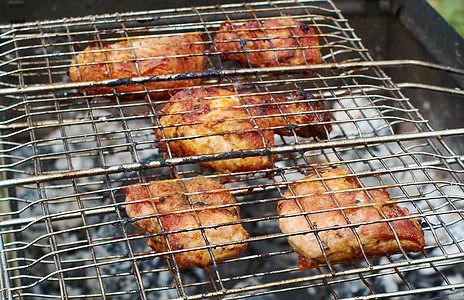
left=0, top=0, right=464, bottom=299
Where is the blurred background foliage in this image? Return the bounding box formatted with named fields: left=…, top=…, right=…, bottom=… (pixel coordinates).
left=428, top=0, right=464, bottom=36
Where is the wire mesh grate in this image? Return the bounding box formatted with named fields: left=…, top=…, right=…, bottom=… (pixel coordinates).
left=0, top=0, right=463, bottom=299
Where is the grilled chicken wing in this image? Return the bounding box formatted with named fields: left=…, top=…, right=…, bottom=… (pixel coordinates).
left=155, top=87, right=331, bottom=173
left=124, top=175, right=248, bottom=269
left=278, top=168, right=425, bottom=268
left=213, top=15, right=322, bottom=67
left=69, top=34, right=205, bottom=99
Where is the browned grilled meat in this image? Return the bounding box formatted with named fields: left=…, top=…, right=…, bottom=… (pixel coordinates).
left=242, top=88, right=331, bottom=138
left=213, top=15, right=322, bottom=67
left=124, top=175, right=249, bottom=269
left=155, top=87, right=331, bottom=173
left=69, top=34, right=205, bottom=99
left=278, top=168, right=425, bottom=268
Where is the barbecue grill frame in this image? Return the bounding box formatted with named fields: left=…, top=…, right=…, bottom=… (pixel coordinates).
left=0, top=0, right=463, bottom=299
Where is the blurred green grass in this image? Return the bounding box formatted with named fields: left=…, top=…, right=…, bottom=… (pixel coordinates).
left=428, top=0, right=464, bottom=36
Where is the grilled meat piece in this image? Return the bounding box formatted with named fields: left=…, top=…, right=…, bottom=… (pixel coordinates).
left=155, top=87, right=276, bottom=173
left=69, top=34, right=205, bottom=99
left=155, top=87, right=331, bottom=173
left=124, top=175, right=248, bottom=269
left=213, top=15, right=322, bottom=67
left=278, top=168, right=425, bottom=268
left=243, top=88, right=331, bottom=138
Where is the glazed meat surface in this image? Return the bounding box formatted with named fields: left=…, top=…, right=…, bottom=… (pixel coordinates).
left=69, top=34, right=205, bottom=99
left=124, top=175, right=248, bottom=269
left=278, top=168, right=425, bottom=268
left=155, top=87, right=331, bottom=173
left=213, top=15, right=322, bottom=67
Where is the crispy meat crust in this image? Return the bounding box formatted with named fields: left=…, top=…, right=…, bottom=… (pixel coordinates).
left=242, top=88, right=331, bottom=138
left=124, top=175, right=248, bottom=269
left=213, top=15, right=322, bottom=67
left=69, top=34, right=205, bottom=99
left=154, top=87, right=331, bottom=173
left=277, top=168, right=425, bottom=268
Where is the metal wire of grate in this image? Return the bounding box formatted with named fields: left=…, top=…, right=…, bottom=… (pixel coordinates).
left=0, top=0, right=463, bottom=299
